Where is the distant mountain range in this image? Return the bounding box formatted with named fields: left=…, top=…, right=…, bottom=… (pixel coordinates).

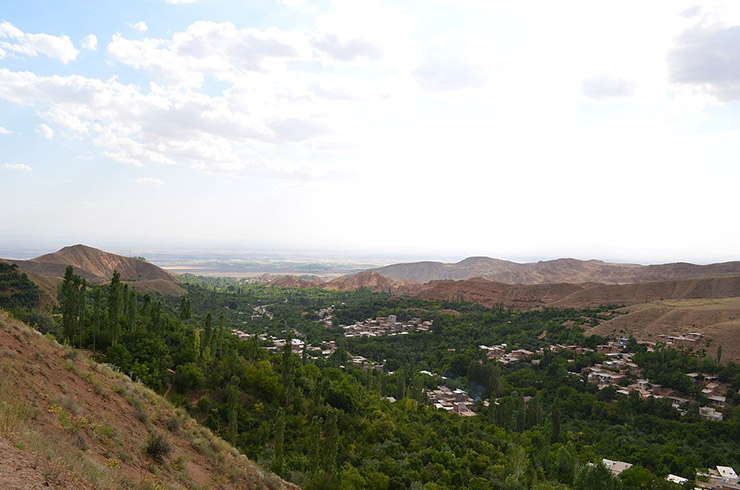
left=369, top=256, right=740, bottom=284
left=263, top=256, right=740, bottom=310
left=6, top=244, right=185, bottom=297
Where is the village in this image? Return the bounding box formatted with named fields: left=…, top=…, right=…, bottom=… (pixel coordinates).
left=596, top=458, right=739, bottom=489
left=478, top=332, right=732, bottom=423
left=339, top=314, right=433, bottom=338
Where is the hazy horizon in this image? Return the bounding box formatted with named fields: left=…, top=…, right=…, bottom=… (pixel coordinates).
left=1, top=238, right=738, bottom=268
left=2, top=1, right=740, bottom=266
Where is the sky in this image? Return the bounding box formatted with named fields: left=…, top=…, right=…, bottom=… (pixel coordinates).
left=1, top=0, right=740, bottom=264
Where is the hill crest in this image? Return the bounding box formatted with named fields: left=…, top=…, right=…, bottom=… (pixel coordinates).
left=9, top=244, right=185, bottom=297
left=370, top=256, right=740, bottom=284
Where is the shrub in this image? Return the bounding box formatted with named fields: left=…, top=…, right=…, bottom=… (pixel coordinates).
left=145, top=433, right=171, bottom=463
left=165, top=415, right=181, bottom=433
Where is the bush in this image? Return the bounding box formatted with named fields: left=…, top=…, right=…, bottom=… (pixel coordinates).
left=8, top=308, right=62, bottom=338
left=145, top=433, right=171, bottom=463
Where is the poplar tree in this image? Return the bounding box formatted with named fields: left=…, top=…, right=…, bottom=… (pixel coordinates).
left=322, top=409, right=338, bottom=478
left=108, top=270, right=122, bottom=344
left=271, top=408, right=286, bottom=474
left=308, top=416, right=321, bottom=475
left=227, top=375, right=240, bottom=445
left=126, top=288, right=137, bottom=332
left=91, top=288, right=102, bottom=351
left=179, top=296, right=191, bottom=321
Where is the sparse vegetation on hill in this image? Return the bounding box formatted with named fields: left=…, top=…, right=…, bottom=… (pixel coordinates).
left=8, top=244, right=185, bottom=297
left=370, top=256, right=740, bottom=284
left=0, top=310, right=292, bottom=489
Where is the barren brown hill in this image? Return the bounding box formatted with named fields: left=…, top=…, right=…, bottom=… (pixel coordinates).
left=549, top=274, right=740, bottom=308
left=371, top=256, right=740, bottom=284
left=323, top=271, right=417, bottom=293
left=412, top=278, right=587, bottom=308
left=406, top=274, right=740, bottom=310
left=586, top=298, right=740, bottom=362
left=0, top=310, right=294, bottom=489
left=269, top=275, right=325, bottom=289
left=10, top=244, right=185, bottom=297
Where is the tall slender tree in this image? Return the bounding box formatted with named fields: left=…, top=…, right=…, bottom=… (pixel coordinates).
left=107, top=270, right=122, bottom=344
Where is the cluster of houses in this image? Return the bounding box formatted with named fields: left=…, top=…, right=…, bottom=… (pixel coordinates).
left=600, top=459, right=738, bottom=489
left=316, top=306, right=335, bottom=327
left=340, top=315, right=433, bottom=338
left=477, top=335, right=732, bottom=422
left=479, top=343, right=535, bottom=364
left=578, top=345, right=730, bottom=420
left=230, top=329, right=339, bottom=357
left=426, top=386, right=476, bottom=417
left=246, top=304, right=273, bottom=321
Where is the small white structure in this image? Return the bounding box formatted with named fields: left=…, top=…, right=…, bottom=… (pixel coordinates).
left=717, top=465, right=739, bottom=483
left=602, top=458, right=633, bottom=476
left=665, top=474, right=688, bottom=484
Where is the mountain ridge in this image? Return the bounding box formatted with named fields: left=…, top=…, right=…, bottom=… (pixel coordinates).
left=7, top=244, right=186, bottom=297
left=369, top=256, right=740, bottom=284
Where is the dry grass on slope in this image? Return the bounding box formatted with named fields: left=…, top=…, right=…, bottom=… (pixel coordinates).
left=587, top=297, right=740, bottom=362
left=0, top=311, right=295, bottom=490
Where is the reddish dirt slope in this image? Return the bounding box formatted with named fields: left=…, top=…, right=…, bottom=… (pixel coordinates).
left=587, top=298, right=740, bottom=362
left=0, top=311, right=294, bottom=489
left=412, top=278, right=586, bottom=308
left=406, top=274, right=740, bottom=310
left=10, top=244, right=185, bottom=297
left=371, top=256, right=740, bottom=284
left=550, top=274, right=740, bottom=308
left=323, top=271, right=417, bottom=293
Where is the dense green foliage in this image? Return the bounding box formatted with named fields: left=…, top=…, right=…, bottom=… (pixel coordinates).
left=41, top=271, right=740, bottom=489
left=0, top=262, right=40, bottom=308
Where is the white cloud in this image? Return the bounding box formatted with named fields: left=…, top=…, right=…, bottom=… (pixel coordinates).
left=134, top=177, right=165, bottom=185
left=80, top=34, right=98, bottom=50
left=668, top=20, right=740, bottom=100
left=312, top=33, right=382, bottom=62
left=129, top=21, right=149, bottom=32
left=1, top=163, right=32, bottom=171
left=108, top=22, right=308, bottom=87
left=412, top=50, right=488, bottom=92
left=0, top=21, right=78, bottom=63
left=35, top=123, right=54, bottom=139
left=581, top=74, right=637, bottom=100
left=0, top=126, right=12, bottom=134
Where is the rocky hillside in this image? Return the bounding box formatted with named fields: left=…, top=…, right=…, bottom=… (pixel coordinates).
left=408, top=274, right=740, bottom=310
left=587, top=298, right=740, bottom=362
left=323, top=271, right=417, bottom=293
left=0, top=311, right=293, bottom=489
left=370, top=256, right=740, bottom=285
left=9, top=244, right=185, bottom=297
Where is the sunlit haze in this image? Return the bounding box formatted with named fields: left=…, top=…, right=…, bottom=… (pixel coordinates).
left=2, top=1, right=740, bottom=264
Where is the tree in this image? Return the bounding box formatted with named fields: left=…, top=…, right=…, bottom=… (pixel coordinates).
left=308, top=416, right=321, bottom=475
left=717, top=345, right=722, bottom=363
left=227, top=375, right=240, bottom=445
left=91, top=287, right=103, bottom=350
left=507, top=445, right=530, bottom=487
left=108, top=270, right=123, bottom=344
left=271, top=407, right=286, bottom=474
left=125, top=288, right=137, bottom=332
left=323, top=409, right=338, bottom=479
left=573, top=462, right=623, bottom=490
left=179, top=296, right=191, bottom=321
left=551, top=397, right=561, bottom=443
left=59, top=265, right=85, bottom=346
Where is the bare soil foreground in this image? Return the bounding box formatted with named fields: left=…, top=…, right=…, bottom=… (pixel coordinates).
left=0, top=311, right=295, bottom=489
